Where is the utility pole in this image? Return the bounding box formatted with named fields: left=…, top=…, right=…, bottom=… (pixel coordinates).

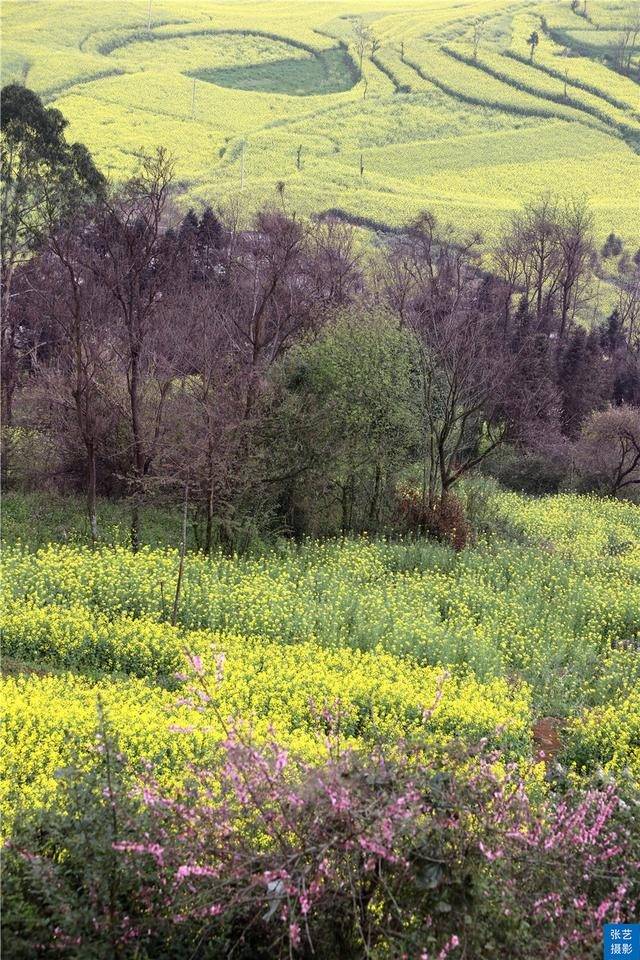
left=240, top=140, right=246, bottom=190
left=147, top=0, right=152, bottom=30
left=360, top=153, right=364, bottom=178
left=191, top=77, right=196, bottom=119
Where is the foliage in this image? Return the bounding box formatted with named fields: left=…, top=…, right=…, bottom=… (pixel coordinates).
left=4, top=719, right=639, bottom=959
left=0, top=83, right=104, bottom=276
left=266, top=312, right=419, bottom=536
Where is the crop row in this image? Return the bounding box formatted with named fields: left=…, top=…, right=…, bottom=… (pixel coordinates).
left=444, top=45, right=640, bottom=144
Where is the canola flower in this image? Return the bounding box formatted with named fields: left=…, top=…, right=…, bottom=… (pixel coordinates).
left=0, top=625, right=532, bottom=829
left=4, top=491, right=638, bottom=714
left=1, top=490, right=639, bottom=829
left=2, top=0, right=639, bottom=243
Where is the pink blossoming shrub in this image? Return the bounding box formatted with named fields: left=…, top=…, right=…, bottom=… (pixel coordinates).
left=4, top=724, right=639, bottom=960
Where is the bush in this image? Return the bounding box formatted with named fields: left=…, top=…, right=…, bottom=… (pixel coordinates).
left=482, top=444, right=571, bottom=495
left=602, top=232, right=624, bottom=258
left=574, top=405, right=640, bottom=499
left=4, top=719, right=639, bottom=960
left=395, top=487, right=470, bottom=550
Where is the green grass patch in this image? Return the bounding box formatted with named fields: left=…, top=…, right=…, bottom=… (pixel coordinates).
left=189, top=46, right=357, bottom=96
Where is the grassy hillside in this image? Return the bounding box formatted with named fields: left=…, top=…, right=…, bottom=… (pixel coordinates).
left=2, top=0, right=639, bottom=241
left=2, top=489, right=640, bottom=831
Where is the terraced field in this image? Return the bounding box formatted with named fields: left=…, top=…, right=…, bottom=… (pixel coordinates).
left=2, top=0, right=639, bottom=240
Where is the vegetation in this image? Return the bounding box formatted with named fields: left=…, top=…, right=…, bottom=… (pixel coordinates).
left=2, top=487, right=640, bottom=955
left=1, top=6, right=640, bottom=955
left=2, top=0, right=639, bottom=241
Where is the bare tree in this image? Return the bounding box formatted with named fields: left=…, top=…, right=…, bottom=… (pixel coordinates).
left=554, top=198, right=596, bottom=339
left=353, top=18, right=374, bottom=74
left=502, top=196, right=562, bottom=325
left=83, top=149, right=179, bottom=548
left=493, top=228, right=526, bottom=336
left=617, top=255, right=640, bottom=350
left=472, top=20, right=483, bottom=60
left=612, top=3, right=640, bottom=72
left=35, top=223, right=118, bottom=538
left=496, top=196, right=596, bottom=338
left=158, top=296, right=251, bottom=554
left=306, top=216, right=362, bottom=309
left=384, top=215, right=538, bottom=506
left=576, top=404, right=640, bottom=495
left=216, top=210, right=360, bottom=416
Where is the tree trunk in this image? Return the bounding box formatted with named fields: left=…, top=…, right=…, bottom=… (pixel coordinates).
left=129, top=343, right=144, bottom=553
left=130, top=494, right=141, bottom=553
left=87, top=444, right=98, bottom=542
left=368, top=463, right=382, bottom=528
left=171, top=485, right=189, bottom=626
left=205, top=480, right=215, bottom=556
left=559, top=280, right=572, bottom=340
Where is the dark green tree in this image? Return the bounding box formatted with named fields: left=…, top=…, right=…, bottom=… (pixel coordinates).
left=1, top=84, right=104, bottom=312
left=601, top=232, right=623, bottom=259
left=1, top=84, right=104, bottom=481
left=265, top=312, right=419, bottom=537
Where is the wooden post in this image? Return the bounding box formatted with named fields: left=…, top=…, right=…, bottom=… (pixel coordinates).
left=171, top=484, right=189, bottom=627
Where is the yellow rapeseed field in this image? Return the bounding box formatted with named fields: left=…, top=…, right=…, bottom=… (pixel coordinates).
left=2, top=0, right=639, bottom=241
left=2, top=490, right=639, bottom=829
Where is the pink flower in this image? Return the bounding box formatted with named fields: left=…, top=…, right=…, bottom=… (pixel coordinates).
left=478, top=841, right=503, bottom=861
left=438, top=934, right=460, bottom=959
left=214, top=652, right=225, bottom=683
left=299, top=892, right=311, bottom=916
left=176, top=864, right=219, bottom=881
left=188, top=653, right=204, bottom=675
left=289, top=922, right=301, bottom=948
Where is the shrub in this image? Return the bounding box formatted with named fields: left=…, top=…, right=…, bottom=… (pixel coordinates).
left=395, top=487, right=470, bottom=551
left=482, top=444, right=571, bottom=495
left=4, top=720, right=639, bottom=959
left=602, top=232, right=624, bottom=258
left=574, top=405, right=640, bottom=498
